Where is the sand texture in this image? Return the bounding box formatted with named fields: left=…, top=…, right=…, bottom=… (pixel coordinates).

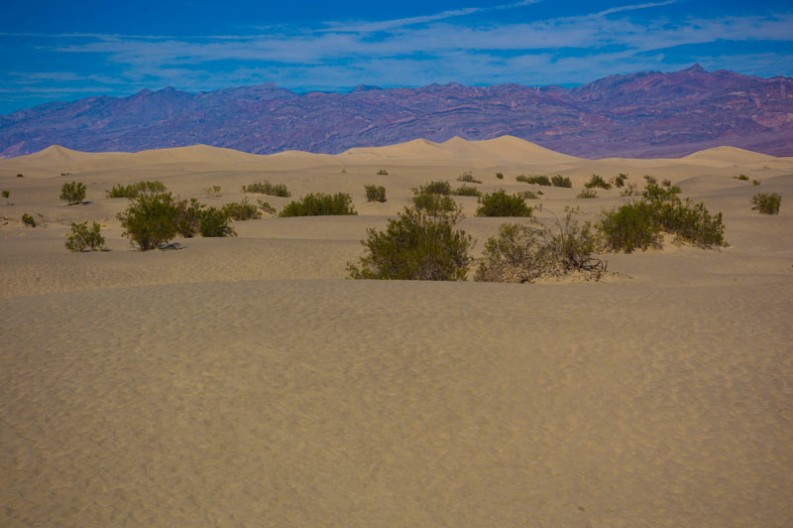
left=1, top=137, right=792, bottom=527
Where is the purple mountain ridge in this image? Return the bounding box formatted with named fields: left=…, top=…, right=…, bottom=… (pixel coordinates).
left=1, top=65, right=792, bottom=158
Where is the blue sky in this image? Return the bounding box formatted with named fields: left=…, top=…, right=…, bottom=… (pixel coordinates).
left=1, top=0, right=792, bottom=115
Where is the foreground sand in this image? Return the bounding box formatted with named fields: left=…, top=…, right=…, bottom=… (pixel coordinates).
left=1, top=137, right=792, bottom=527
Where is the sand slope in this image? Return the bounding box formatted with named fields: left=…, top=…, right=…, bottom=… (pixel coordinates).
left=1, top=137, right=792, bottom=527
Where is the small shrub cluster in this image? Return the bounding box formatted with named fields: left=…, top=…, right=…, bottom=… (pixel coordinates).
left=2, top=190, right=9, bottom=204
left=279, top=193, right=357, bottom=217
left=377, top=169, right=389, bottom=175
left=551, top=175, right=572, bottom=188
left=364, top=185, right=387, bottom=202
left=735, top=174, right=749, bottom=181
left=495, top=172, right=504, bottom=180
left=751, top=193, right=781, bottom=215
left=222, top=199, right=261, bottom=221
left=614, top=173, right=628, bottom=188
left=347, top=206, right=473, bottom=281
left=412, top=181, right=457, bottom=214
left=22, top=213, right=37, bottom=227
left=517, top=175, right=551, bottom=186
left=242, top=181, right=291, bottom=197
left=257, top=200, right=277, bottom=215
left=107, top=180, right=167, bottom=198
left=577, top=189, right=597, bottom=199
left=584, top=175, right=611, bottom=190
left=60, top=181, right=86, bottom=205
left=476, top=208, right=605, bottom=283
left=204, top=185, right=222, bottom=197
left=456, top=171, right=482, bottom=184
left=476, top=190, right=533, bottom=217
left=518, top=190, right=540, bottom=200
left=65, top=221, right=106, bottom=252
left=451, top=184, right=481, bottom=197
left=199, top=207, right=237, bottom=237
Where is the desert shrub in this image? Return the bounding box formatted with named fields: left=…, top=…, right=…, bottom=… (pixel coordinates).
left=655, top=198, right=725, bottom=247
left=241, top=181, right=291, bottom=197
left=577, top=189, right=597, bottom=199
left=413, top=192, right=458, bottom=215
left=519, top=190, right=539, bottom=200
left=60, top=181, right=86, bottom=205
left=584, top=174, right=611, bottom=190
left=279, top=192, right=357, bottom=217
left=751, top=193, right=781, bottom=215
left=21, top=213, right=37, bottom=227
left=496, top=172, right=504, bottom=180
left=477, top=190, right=533, bottom=217
left=257, top=200, right=277, bottom=215
left=642, top=182, right=681, bottom=202
left=16, top=173, right=23, bottom=178
left=107, top=181, right=167, bottom=198
left=377, top=169, right=389, bottom=175
left=476, top=208, right=604, bottom=283
left=644, top=175, right=657, bottom=185
left=599, top=201, right=662, bottom=252
left=364, top=184, right=387, bottom=202
left=614, top=173, right=628, bottom=188
left=517, top=175, right=551, bottom=186
left=418, top=180, right=452, bottom=195
left=2, top=190, right=9, bottom=204
left=117, top=192, right=180, bottom=250
left=199, top=207, right=236, bottom=237
left=222, top=199, right=262, bottom=220
left=620, top=183, right=638, bottom=197
left=174, top=198, right=205, bottom=237
left=752, top=179, right=761, bottom=186
left=451, top=184, right=481, bottom=197
left=551, top=175, right=572, bottom=188
left=457, top=171, right=482, bottom=184
left=65, top=221, right=106, bottom=252
left=204, top=185, right=222, bottom=197
left=347, top=206, right=473, bottom=281
left=735, top=174, right=749, bottom=181
left=661, top=179, right=673, bottom=187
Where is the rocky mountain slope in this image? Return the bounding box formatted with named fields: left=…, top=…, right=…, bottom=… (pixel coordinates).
left=2, top=65, right=791, bottom=158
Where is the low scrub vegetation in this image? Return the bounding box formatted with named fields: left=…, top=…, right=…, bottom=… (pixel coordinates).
left=204, top=185, right=222, bottom=197
left=577, top=189, right=597, bottom=199
left=65, top=221, right=106, bottom=252
left=476, top=190, right=533, bottom=217
left=364, top=184, right=387, bottom=202
left=412, top=181, right=457, bottom=214
left=222, top=199, right=261, bottom=221
left=451, top=184, right=481, bottom=197
left=456, top=171, right=482, bottom=184
left=2, top=190, right=9, bottom=204
left=517, top=174, right=551, bottom=186
left=377, top=169, right=389, bottom=175
left=279, top=192, right=357, bottom=217
left=60, top=181, right=87, bottom=205
left=584, top=174, right=611, bottom=190
left=256, top=200, right=277, bottom=215
left=199, top=207, right=237, bottom=237
left=348, top=206, right=473, bottom=281
left=107, top=180, right=167, bottom=198
left=476, top=208, right=605, bottom=283
left=241, top=181, right=291, bottom=197
left=496, top=172, right=504, bottom=180
left=22, top=213, right=37, bottom=227
left=551, top=175, right=573, bottom=188
left=751, top=192, right=781, bottom=215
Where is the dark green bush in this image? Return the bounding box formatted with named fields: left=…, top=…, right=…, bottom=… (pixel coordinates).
left=107, top=181, right=167, bottom=198
left=457, top=171, right=482, bottom=184
left=584, top=174, right=611, bottom=190
left=413, top=192, right=458, bottom=215
left=364, top=184, right=387, bottom=202
left=60, top=181, right=86, bottom=205
left=577, top=189, right=597, bottom=199
left=377, top=169, right=389, bottom=176
left=551, top=175, right=573, bottom=188
left=65, top=221, right=106, bottom=252
left=21, top=213, right=37, bottom=227
left=735, top=174, right=749, bottom=181
left=451, top=184, right=481, bottom=197
left=347, top=206, right=473, bottom=281
left=199, top=207, right=236, bottom=237
left=222, top=199, right=262, bottom=221
left=751, top=193, right=781, bottom=215
left=418, top=180, right=452, bottom=195
left=477, top=190, right=533, bottom=217
left=614, top=173, right=628, bottom=188
left=517, top=175, right=551, bottom=186
left=599, top=201, right=662, bottom=252
left=496, top=172, right=504, bottom=180
left=642, top=182, right=681, bottom=202
left=174, top=198, right=204, bottom=237
left=241, top=181, right=291, bottom=197
left=117, top=192, right=180, bottom=250
left=279, top=193, right=357, bottom=217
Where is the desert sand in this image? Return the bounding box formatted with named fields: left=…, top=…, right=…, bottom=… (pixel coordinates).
left=1, top=136, right=792, bottom=527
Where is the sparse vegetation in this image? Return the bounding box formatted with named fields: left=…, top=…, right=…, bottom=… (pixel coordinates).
left=451, top=184, right=481, bottom=197
left=117, top=192, right=181, bottom=250
left=412, top=181, right=457, bottom=214
left=518, top=190, right=540, bottom=200
left=65, top=221, right=106, bottom=252
left=256, top=200, right=277, bottom=215
left=584, top=174, right=611, bottom=190
left=476, top=190, right=533, bottom=217
left=16, top=173, right=23, bottom=178
left=735, top=174, right=749, bottom=181
left=241, top=181, right=291, bottom=197
left=1, top=190, right=9, bottom=204
left=107, top=181, right=167, bottom=198
left=496, top=172, right=504, bottom=180
left=174, top=198, right=205, bottom=237
left=456, top=171, right=482, bottom=184
left=199, top=207, right=237, bottom=237
left=644, top=175, right=657, bottom=185
left=751, top=193, right=781, bottom=215
left=222, top=198, right=262, bottom=221
left=204, top=185, right=222, bottom=197
left=60, top=181, right=86, bottom=205
left=551, top=175, right=573, bottom=188
left=614, top=173, right=628, bottom=188
left=279, top=192, right=357, bottom=217
left=599, top=201, right=662, bottom=252
left=364, top=184, right=387, bottom=202
left=377, top=169, right=389, bottom=176
left=21, top=213, right=37, bottom=227
left=620, top=183, right=638, bottom=197
left=347, top=206, right=473, bottom=281
left=417, top=180, right=452, bottom=195
left=517, top=175, right=551, bottom=186
left=577, top=189, right=597, bottom=199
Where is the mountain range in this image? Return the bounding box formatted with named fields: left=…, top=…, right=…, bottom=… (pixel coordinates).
left=1, top=65, right=792, bottom=159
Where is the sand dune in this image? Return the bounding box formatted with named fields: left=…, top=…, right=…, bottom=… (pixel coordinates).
left=1, top=137, right=792, bottom=527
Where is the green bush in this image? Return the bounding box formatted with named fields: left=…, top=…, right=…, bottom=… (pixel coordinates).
left=222, top=199, right=262, bottom=221
left=117, top=192, right=181, bottom=250
left=456, top=171, right=482, bottom=184
left=614, top=173, right=628, bottom=188
left=599, top=201, right=662, bottom=252
left=752, top=179, right=761, bottom=186
left=735, top=174, right=749, bottom=181
left=241, top=181, right=291, bottom=197
left=476, top=208, right=604, bottom=283
left=60, top=181, right=86, bottom=205
left=2, top=190, right=9, bottom=204
left=199, top=207, right=236, bottom=237
left=377, top=169, right=389, bottom=175
left=751, top=193, right=781, bottom=215
left=347, top=206, right=473, bottom=281
left=644, top=175, right=657, bottom=185
left=65, top=221, right=106, bottom=252
left=279, top=193, right=357, bottom=217
left=21, top=213, right=37, bottom=227
left=413, top=192, right=458, bottom=215
left=577, top=189, right=597, bottom=199
left=257, top=200, right=277, bottom=215
left=364, top=184, right=387, bottom=202
left=451, top=184, right=481, bottom=197
left=642, top=182, right=681, bottom=202
left=417, top=180, right=451, bottom=195
left=551, top=175, right=572, bottom=188
left=584, top=174, right=611, bottom=190
left=517, top=175, right=551, bottom=186
left=620, top=183, right=638, bottom=197
left=477, top=190, right=533, bottom=217
left=496, top=172, right=504, bottom=180
left=519, top=190, right=539, bottom=200
left=107, top=181, right=167, bottom=198
left=174, top=198, right=204, bottom=237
